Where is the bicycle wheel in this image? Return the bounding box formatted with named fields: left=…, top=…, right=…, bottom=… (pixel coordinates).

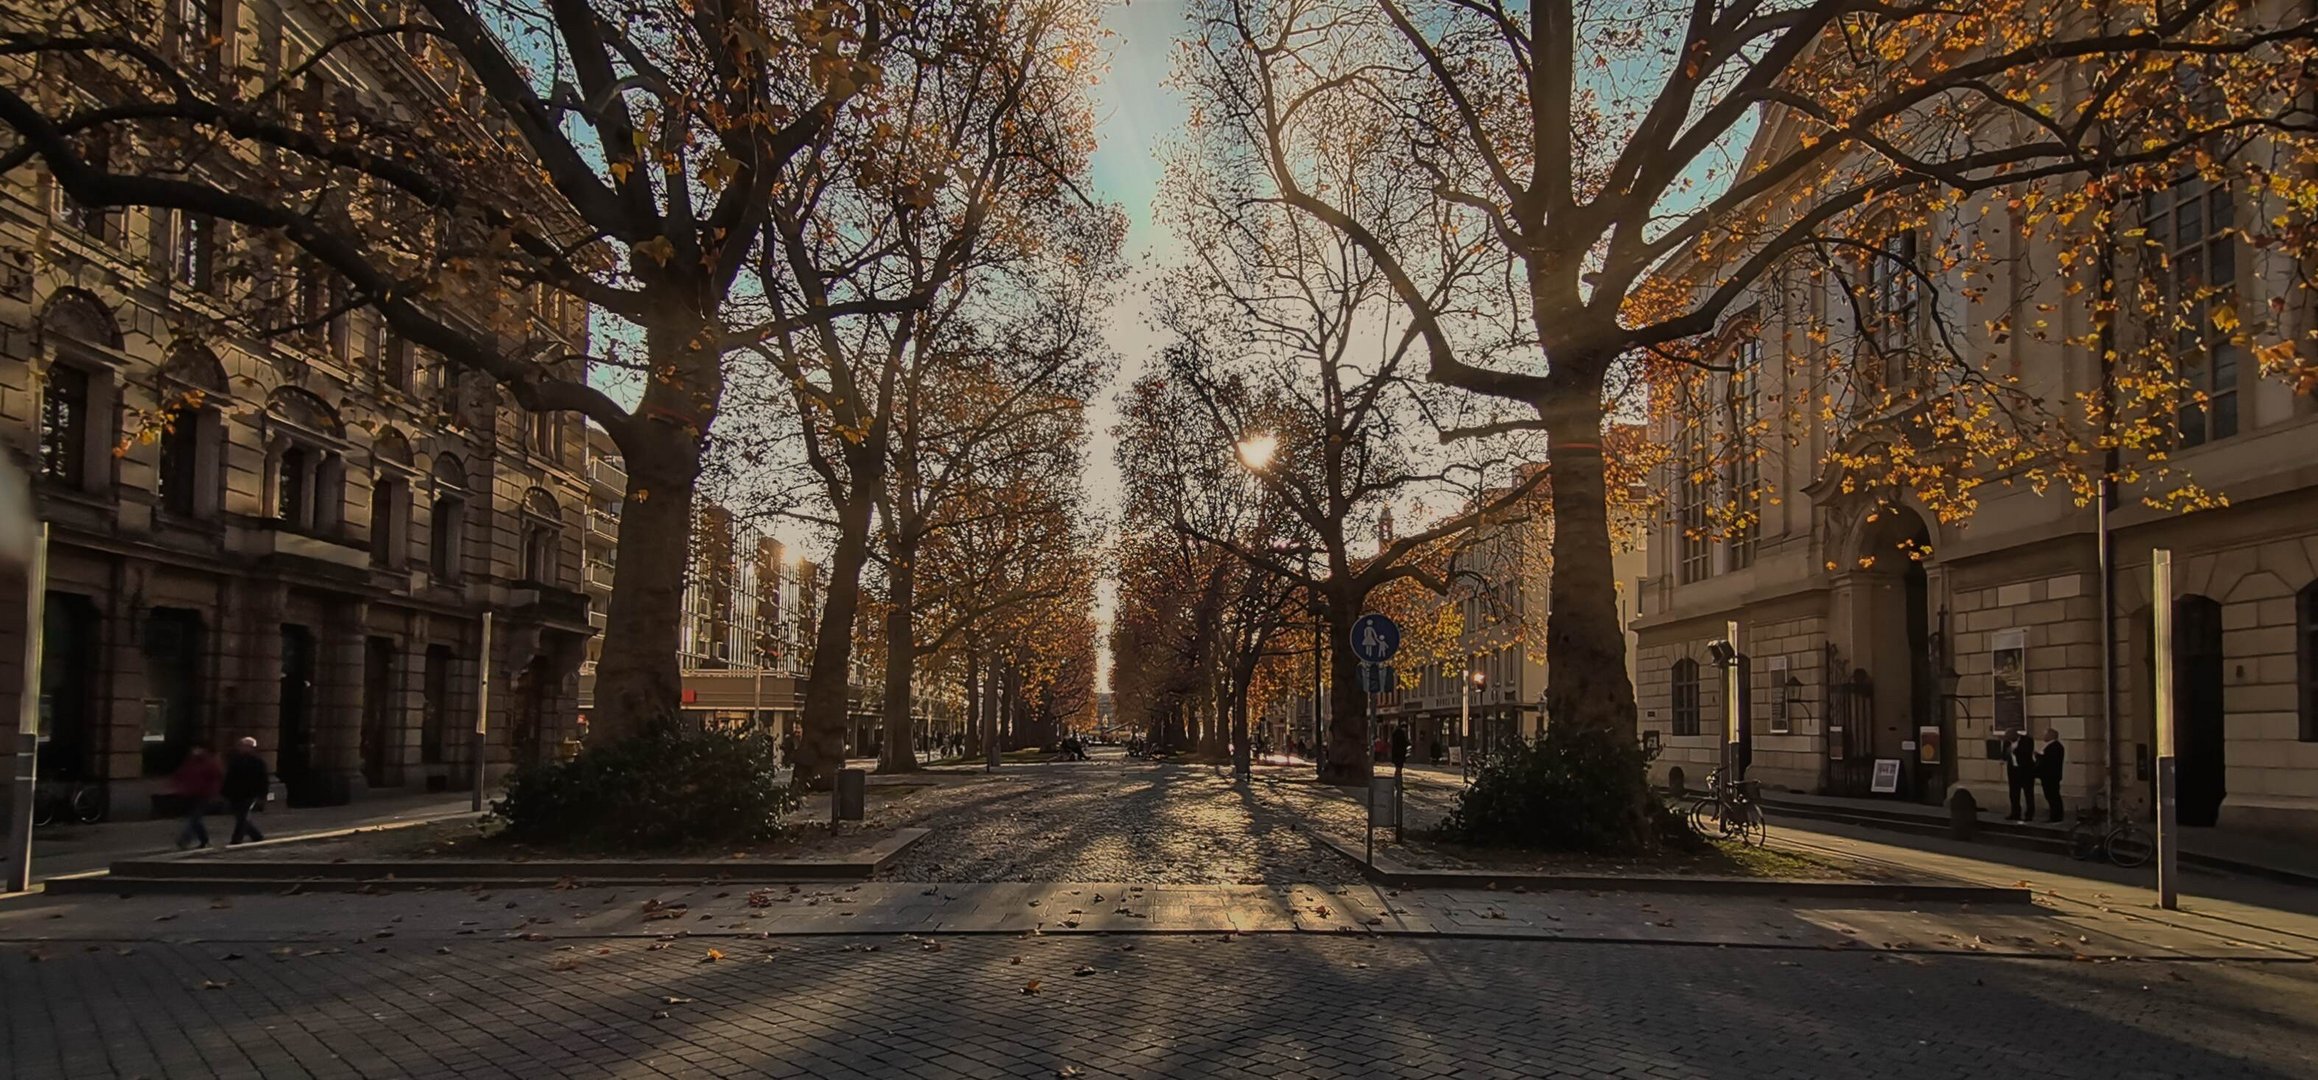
left=32, top=794, right=57, bottom=828
left=1736, top=802, right=1767, bottom=846
left=2066, top=821, right=2102, bottom=861
left=1687, top=797, right=1718, bottom=836
left=2105, top=823, right=2154, bottom=869
left=70, top=784, right=107, bottom=825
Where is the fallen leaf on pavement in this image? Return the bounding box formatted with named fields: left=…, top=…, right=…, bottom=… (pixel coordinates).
left=1021, top=979, right=1042, bottom=994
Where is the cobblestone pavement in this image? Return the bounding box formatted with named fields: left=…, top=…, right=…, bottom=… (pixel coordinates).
left=876, top=761, right=1361, bottom=884
left=5, top=928, right=2315, bottom=1079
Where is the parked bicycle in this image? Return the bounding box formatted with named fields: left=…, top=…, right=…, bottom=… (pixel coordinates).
left=1685, top=768, right=1766, bottom=847
left=32, top=778, right=108, bottom=827
left=2066, top=806, right=2152, bottom=868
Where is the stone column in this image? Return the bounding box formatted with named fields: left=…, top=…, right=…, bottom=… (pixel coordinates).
left=224, top=580, right=286, bottom=750
left=99, top=563, right=149, bottom=786
left=311, top=598, right=368, bottom=804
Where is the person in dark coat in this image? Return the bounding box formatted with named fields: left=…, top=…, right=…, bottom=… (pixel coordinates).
left=171, top=745, right=224, bottom=850
left=223, top=737, right=271, bottom=845
left=2037, top=730, right=2066, bottom=823
left=2003, top=729, right=2037, bottom=822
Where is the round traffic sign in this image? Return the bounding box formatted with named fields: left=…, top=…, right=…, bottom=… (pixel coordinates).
left=1349, top=613, right=1401, bottom=663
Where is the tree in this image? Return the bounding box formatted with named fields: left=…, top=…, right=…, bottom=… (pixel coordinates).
left=1183, top=0, right=2318, bottom=739
left=747, top=0, right=1114, bottom=788
left=3, top=0, right=890, bottom=743
left=1137, top=104, right=1552, bottom=780
left=874, top=373, right=1102, bottom=771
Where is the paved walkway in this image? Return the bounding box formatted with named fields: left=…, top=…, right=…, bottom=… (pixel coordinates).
left=5, top=923, right=2314, bottom=1079
left=19, top=793, right=476, bottom=886
left=7, top=758, right=2318, bottom=1079
left=1766, top=788, right=2318, bottom=882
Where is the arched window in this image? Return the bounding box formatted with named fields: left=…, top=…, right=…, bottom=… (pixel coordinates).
left=156, top=342, right=226, bottom=519
left=1670, top=658, right=1702, bottom=737
left=266, top=388, right=346, bottom=536
left=2300, top=582, right=2318, bottom=743
left=369, top=429, right=414, bottom=569
left=36, top=292, right=121, bottom=494
left=430, top=455, right=467, bottom=583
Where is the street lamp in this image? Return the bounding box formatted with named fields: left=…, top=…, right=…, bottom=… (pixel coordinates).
left=1461, top=662, right=1486, bottom=782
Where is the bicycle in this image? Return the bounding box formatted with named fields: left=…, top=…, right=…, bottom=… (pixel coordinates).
left=32, top=778, right=108, bottom=827
left=2066, top=806, right=2152, bottom=868
left=1685, top=768, right=1767, bottom=847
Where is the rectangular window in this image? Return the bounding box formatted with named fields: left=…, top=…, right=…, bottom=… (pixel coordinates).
left=39, top=365, right=90, bottom=485
left=381, top=327, right=412, bottom=392
left=157, top=411, right=203, bottom=516
left=2145, top=179, right=2239, bottom=447
left=1676, top=423, right=1711, bottom=584
left=172, top=212, right=216, bottom=293
left=1727, top=337, right=1762, bottom=571
left=1670, top=659, right=1702, bottom=737
left=1765, top=655, right=1791, bottom=735
left=60, top=137, right=120, bottom=244
left=176, top=0, right=225, bottom=80
left=277, top=445, right=309, bottom=524
left=1865, top=232, right=1919, bottom=385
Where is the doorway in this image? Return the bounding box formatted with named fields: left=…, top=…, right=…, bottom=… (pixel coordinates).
left=278, top=624, right=317, bottom=798
left=362, top=636, right=396, bottom=788
left=140, top=609, right=205, bottom=776
left=38, top=594, right=101, bottom=781
left=421, top=644, right=455, bottom=768
left=2173, top=596, right=2227, bottom=827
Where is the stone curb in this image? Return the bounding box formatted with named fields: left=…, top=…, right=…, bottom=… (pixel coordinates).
left=1310, top=832, right=2034, bottom=905
left=47, top=829, right=930, bottom=895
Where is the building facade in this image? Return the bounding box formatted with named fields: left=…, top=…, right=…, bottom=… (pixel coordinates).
left=1635, top=89, right=2318, bottom=838
left=0, top=0, right=595, bottom=813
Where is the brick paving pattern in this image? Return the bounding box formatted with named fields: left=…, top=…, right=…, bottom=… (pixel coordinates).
left=877, top=763, right=1361, bottom=884
left=5, top=932, right=2314, bottom=1079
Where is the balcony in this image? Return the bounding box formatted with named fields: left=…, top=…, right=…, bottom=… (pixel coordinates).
left=589, top=458, right=627, bottom=496
left=585, top=561, right=616, bottom=591
left=247, top=520, right=370, bottom=573
left=587, top=507, right=620, bottom=537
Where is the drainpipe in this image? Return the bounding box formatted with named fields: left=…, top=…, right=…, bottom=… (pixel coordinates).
left=2095, top=186, right=2121, bottom=822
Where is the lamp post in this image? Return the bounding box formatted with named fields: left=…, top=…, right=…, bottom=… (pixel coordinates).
left=1461, top=662, right=1486, bottom=782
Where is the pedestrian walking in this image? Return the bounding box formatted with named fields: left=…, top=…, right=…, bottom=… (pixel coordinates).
left=2037, top=729, right=2066, bottom=823
left=2003, top=729, right=2037, bottom=822
left=170, top=744, right=224, bottom=850
left=223, top=737, right=270, bottom=845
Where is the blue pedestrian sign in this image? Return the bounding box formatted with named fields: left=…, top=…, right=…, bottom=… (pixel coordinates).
left=1349, top=613, right=1401, bottom=663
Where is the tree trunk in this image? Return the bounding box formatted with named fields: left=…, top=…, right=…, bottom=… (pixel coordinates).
left=589, top=421, right=701, bottom=743
left=1542, top=401, right=1639, bottom=736
left=1320, top=597, right=1371, bottom=786
left=796, top=486, right=876, bottom=790
left=963, top=649, right=981, bottom=759
left=1229, top=663, right=1253, bottom=777
left=878, top=558, right=919, bottom=773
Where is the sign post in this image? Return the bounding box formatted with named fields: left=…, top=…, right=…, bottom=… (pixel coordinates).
left=471, top=611, right=493, bottom=814
left=1349, top=614, right=1401, bottom=867
left=2152, top=549, right=2179, bottom=911
left=5, top=525, right=49, bottom=894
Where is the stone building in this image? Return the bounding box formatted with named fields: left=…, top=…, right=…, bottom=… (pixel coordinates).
left=1634, top=83, right=2318, bottom=838
left=0, top=0, right=594, bottom=814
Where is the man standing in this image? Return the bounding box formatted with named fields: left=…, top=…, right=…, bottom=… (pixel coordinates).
left=2037, top=730, right=2066, bottom=824
left=223, top=737, right=270, bottom=845
left=2004, top=729, right=2037, bottom=822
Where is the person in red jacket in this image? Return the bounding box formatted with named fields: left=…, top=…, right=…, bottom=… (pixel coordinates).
left=171, top=744, right=224, bottom=850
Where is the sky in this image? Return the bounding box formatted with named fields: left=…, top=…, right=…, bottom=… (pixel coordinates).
left=1082, top=0, right=1199, bottom=691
